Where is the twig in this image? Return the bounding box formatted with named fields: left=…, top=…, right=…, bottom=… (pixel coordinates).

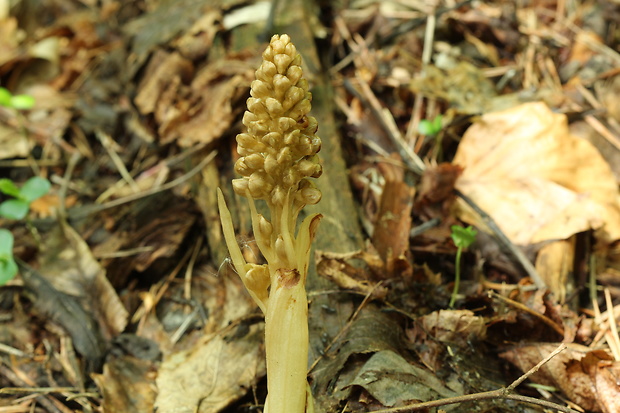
left=371, top=343, right=576, bottom=413
left=0, top=364, right=72, bottom=413
left=57, top=151, right=82, bottom=220
left=184, top=236, right=203, bottom=302
left=405, top=1, right=438, bottom=150
left=489, top=291, right=564, bottom=337
left=95, top=129, right=140, bottom=193
left=343, top=78, right=425, bottom=174
left=454, top=189, right=547, bottom=290
left=68, top=150, right=217, bottom=219
left=604, top=288, right=620, bottom=361
left=506, top=342, right=567, bottom=391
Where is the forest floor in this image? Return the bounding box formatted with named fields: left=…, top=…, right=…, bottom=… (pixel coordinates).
left=2, top=0, right=620, bottom=412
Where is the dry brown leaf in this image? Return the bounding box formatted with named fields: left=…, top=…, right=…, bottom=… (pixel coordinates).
left=172, top=60, right=254, bottom=147
left=568, top=30, right=602, bottom=66
left=419, top=309, right=487, bottom=345
left=414, top=162, right=462, bottom=220
left=0, top=15, right=22, bottom=65
left=0, top=120, right=31, bottom=159
left=500, top=343, right=603, bottom=412
left=534, top=238, right=575, bottom=304
left=372, top=161, right=414, bottom=278
left=592, top=359, right=620, bottom=413
left=172, top=9, right=221, bottom=60
left=453, top=102, right=620, bottom=245
left=154, top=327, right=265, bottom=413
left=135, top=53, right=253, bottom=147
left=316, top=250, right=388, bottom=299
left=134, top=49, right=194, bottom=115
left=30, top=194, right=78, bottom=218
left=92, top=356, right=156, bottom=413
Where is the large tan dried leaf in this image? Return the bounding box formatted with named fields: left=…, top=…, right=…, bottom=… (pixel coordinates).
left=0, top=121, right=31, bottom=159
left=453, top=102, right=620, bottom=245
left=500, top=344, right=620, bottom=412
left=134, top=53, right=253, bottom=147
left=0, top=13, right=23, bottom=65
left=154, top=326, right=265, bottom=413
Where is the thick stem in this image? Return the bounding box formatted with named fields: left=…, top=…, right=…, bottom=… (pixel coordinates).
left=264, top=270, right=309, bottom=413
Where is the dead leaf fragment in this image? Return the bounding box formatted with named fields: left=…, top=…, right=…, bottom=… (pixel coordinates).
left=134, top=49, right=194, bottom=115
left=500, top=343, right=608, bottom=412
left=93, top=356, right=157, bottom=413
left=154, top=326, right=265, bottom=413
left=420, top=309, right=487, bottom=345
left=372, top=161, right=414, bottom=278
left=535, top=238, right=575, bottom=304
left=347, top=350, right=459, bottom=407
left=454, top=102, right=620, bottom=245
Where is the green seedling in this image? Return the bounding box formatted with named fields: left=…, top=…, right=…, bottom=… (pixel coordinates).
left=0, top=177, right=51, bottom=220
left=0, top=90, right=39, bottom=285
left=449, top=224, right=477, bottom=307
left=0, top=229, right=18, bottom=284
left=0, top=87, right=35, bottom=110
left=418, top=114, right=443, bottom=136
left=0, top=176, right=50, bottom=285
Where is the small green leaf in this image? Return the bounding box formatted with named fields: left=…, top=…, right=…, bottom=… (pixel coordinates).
left=0, top=87, right=12, bottom=107
left=0, top=178, right=21, bottom=198
left=10, top=94, right=35, bottom=110
left=0, top=229, right=14, bottom=254
left=450, top=225, right=477, bottom=249
left=0, top=256, right=18, bottom=285
left=418, top=115, right=443, bottom=136
left=0, top=230, right=17, bottom=284
left=20, top=177, right=51, bottom=202
left=0, top=255, right=17, bottom=286
left=0, top=199, right=30, bottom=220
left=418, top=119, right=435, bottom=136
left=432, top=114, right=443, bottom=131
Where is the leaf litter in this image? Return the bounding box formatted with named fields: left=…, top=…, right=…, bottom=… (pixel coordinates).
left=1, top=0, right=620, bottom=412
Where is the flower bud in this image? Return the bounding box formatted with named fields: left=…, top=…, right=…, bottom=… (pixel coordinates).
left=273, top=74, right=292, bottom=99
left=251, top=79, right=270, bottom=98
left=258, top=214, right=273, bottom=240
left=298, top=159, right=321, bottom=178
left=257, top=61, right=276, bottom=81
left=275, top=235, right=288, bottom=263
left=234, top=158, right=252, bottom=176
left=300, top=185, right=321, bottom=205
left=233, top=34, right=321, bottom=209
left=248, top=172, right=272, bottom=199
left=278, top=116, right=296, bottom=132
left=244, top=263, right=269, bottom=302
left=274, top=53, right=293, bottom=74
left=264, top=154, right=279, bottom=176
left=244, top=153, right=265, bottom=170
left=283, top=87, right=304, bottom=110
left=232, top=178, right=249, bottom=195
left=286, top=65, right=302, bottom=84
left=284, top=130, right=300, bottom=146
left=265, top=97, right=283, bottom=115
